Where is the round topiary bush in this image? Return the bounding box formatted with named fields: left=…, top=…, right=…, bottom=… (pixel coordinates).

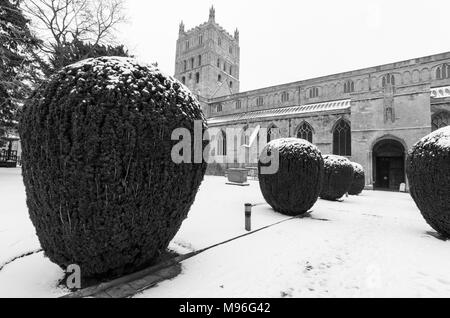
left=320, top=155, right=354, bottom=201
left=258, top=138, right=324, bottom=216
left=407, top=126, right=450, bottom=237
left=348, top=162, right=365, bottom=196
left=19, top=57, right=207, bottom=279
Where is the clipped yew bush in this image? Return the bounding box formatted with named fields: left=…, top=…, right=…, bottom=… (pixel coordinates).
left=348, top=162, right=366, bottom=196
left=320, top=155, right=354, bottom=201
left=407, top=126, right=450, bottom=237
left=258, top=138, right=324, bottom=216
left=19, top=57, right=207, bottom=278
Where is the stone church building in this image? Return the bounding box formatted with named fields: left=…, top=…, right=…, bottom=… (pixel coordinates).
left=179, top=7, right=450, bottom=191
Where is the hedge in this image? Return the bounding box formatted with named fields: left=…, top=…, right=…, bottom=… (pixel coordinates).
left=259, top=138, right=324, bottom=216
left=407, top=126, right=450, bottom=237
left=320, top=155, right=354, bottom=201
left=19, top=57, right=207, bottom=279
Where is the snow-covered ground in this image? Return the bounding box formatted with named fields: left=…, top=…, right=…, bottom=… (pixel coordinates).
left=1, top=168, right=450, bottom=298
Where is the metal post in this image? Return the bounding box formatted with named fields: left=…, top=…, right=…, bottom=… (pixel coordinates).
left=245, top=203, right=252, bottom=232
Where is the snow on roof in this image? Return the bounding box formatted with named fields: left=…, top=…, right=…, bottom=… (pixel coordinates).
left=208, top=100, right=351, bottom=126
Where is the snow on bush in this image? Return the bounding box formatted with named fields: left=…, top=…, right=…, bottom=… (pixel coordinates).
left=258, top=138, right=324, bottom=216
left=320, top=155, right=354, bottom=201
left=348, top=162, right=365, bottom=196
left=19, top=56, right=207, bottom=279
left=407, top=126, right=450, bottom=237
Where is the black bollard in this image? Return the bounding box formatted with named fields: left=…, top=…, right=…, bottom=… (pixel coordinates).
left=245, top=203, right=252, bottom=232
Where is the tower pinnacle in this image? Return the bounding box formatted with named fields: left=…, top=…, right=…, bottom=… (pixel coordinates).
left=179, top=21, right=185, bottom=35
left=234, top=28, right=240, bottom=42
left=209, top=6, right=215, bottom=22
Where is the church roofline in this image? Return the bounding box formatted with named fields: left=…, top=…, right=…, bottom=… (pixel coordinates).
left=206, top=50, right=450, bottom=103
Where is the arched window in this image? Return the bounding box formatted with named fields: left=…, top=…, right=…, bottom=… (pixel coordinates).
left=333, top=119, right=351, bottom=156
left=230, top=81, right=233, bottom=88
left=229, top=66, right=232, bottom=75
left=436, top=67, right=442, bottom=80
left=257, top=97, right=264, bottom=107
left=181, top=76, right=186, bottom=85
left=217, top=130, right=227, bottom=156
left=382, top=74, right=396, bottom=88
left=217, top=59, right=220, bottom=68
left=432, top=111, right=450, bottom=131
left=309, top=87, right=319, bottom=98
left=183, top=60, right=187, bottom=71
left=297, top=122, right=314, bottom=143
left=267, top=124, right=279, bottom=143
left=344, top=80, right=355, bottom=93
left=218, top=74, right=222, bottom=82
left=236, top=100, right=241, bottom=109
left=198, top=55, right=202, bottom=66
left=436, top=64, right=450, bottom=80
left=216, top=104, right=222, bottom=113
left=190, top=58, right=194, bottom=69
left=281, top=92, right=289, bottom=102
left=195, top=72, right=200, bottom=84
left=199, top=35, right=203, bottom=45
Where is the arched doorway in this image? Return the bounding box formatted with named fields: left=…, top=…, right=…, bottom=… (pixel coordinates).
left=372, top=139, right=406, bottom=190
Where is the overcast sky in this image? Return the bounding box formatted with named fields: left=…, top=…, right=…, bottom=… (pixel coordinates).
left=118, top=0, right=450, bottom=92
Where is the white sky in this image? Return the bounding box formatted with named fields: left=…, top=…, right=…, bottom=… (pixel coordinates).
left=118, top=0, right=450, bottom=92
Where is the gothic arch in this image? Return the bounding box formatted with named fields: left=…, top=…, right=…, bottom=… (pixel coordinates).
left=295, top=121, right=315, bottom=143
left=403, top=71, right=411, bottom=85
left=267, top=123, right=279, bottom=143
left=370, top=134, right=408, bottom=154
left=331, top=118, right=352, bottom=156
left=412, top=69, right=420, bottom=83
left=421, top=68, right=430, bottom=81
left=432, top=111, right=450, bottom=131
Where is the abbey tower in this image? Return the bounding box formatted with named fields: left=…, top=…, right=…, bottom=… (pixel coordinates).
left=174, top=6, right=240, bottom=99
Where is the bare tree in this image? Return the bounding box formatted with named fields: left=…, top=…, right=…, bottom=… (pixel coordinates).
left=23, top=0, right=126, bottom=53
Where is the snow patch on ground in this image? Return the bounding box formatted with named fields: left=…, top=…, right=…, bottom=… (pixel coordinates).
left=1, top=168, right=450, bottom=298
